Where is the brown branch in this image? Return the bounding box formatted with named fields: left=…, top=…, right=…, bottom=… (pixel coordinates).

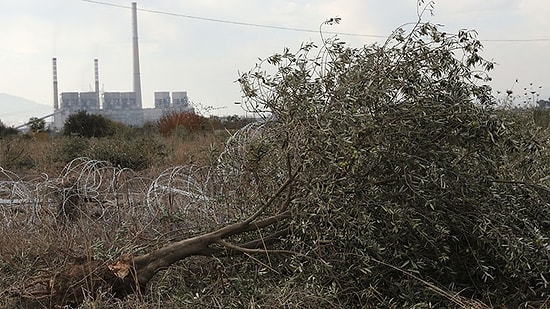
left=191, top=228, right=291, bottom=257
left=209, top=211, right=290, bottom=240
left=491, top=179, right=550, bottom=192
left=243, top=165, right=300, bottom=225
left=133, top=211, right=291, bottom=286
left=241, top=228, right=290, bottom=249
left=216, top=239, right=299, bottom=256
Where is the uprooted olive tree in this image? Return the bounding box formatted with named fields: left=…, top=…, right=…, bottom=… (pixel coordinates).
left=12, top=19, right=550, bottom=309
left=235, top=20, right=550, bottom=307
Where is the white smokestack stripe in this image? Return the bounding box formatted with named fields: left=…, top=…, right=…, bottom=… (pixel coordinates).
left=53, top=58, right=59, bottom=110
left=94, top=58, right=100, bottom=107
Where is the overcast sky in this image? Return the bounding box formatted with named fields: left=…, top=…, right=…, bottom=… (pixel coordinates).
left=0, top=0, right=549, bottom=118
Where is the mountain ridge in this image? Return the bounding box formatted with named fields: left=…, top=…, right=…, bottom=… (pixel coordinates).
left=0, top=93, right=53, bottom=126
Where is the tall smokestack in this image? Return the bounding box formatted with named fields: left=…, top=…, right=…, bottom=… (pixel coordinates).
left=94, top=58, right=100, bottom=108
left=52, top=57, right=59, bottom=110
left=132, top=2, right=142, bottom=108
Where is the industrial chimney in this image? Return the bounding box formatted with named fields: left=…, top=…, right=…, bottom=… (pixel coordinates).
left=52, top=58, right=59, bottom=110
left=94, top=58, right=100, bottom=108
left=132, top=2, right=143, bottom=108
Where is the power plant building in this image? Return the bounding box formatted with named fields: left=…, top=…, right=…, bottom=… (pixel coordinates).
left=103, top=92, right=139, bottom=110
left=172, top=92, right=189, bottom=108
left=154, top=92, right=171, bottom=108
left=52, top=2, right=193, bottom=130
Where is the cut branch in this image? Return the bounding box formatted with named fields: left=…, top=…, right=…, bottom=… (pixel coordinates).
left=217, top=239, right=299, bottom=256
left=134, top=211, right=290, bottom=285
left=21, top=171, right=298, bottom=307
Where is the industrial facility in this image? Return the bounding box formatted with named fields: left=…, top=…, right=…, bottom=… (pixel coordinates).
left=52, top=2, right=192, bottom=130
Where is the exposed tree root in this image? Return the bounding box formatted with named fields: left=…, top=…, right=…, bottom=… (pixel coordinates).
left=16, top=258, right=135, bottom=308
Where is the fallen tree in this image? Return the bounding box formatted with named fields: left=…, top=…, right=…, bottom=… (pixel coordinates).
left=7, top=3, right=550, bottom=308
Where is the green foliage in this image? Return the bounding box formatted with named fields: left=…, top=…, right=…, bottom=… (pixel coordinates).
left=28, top=117, right=46, bottom=133
left=55, top=133, right=166, bottom=170
left=55, top=136, right=91, bottom=163
left=0, top=121, right=18, bottom=138
left=62, top=111, right=118, bottom=138
left=88, top=135, right=166, bottom=170
left=237, top=19, right=550, bottom=307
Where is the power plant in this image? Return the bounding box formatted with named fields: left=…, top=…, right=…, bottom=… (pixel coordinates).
left=52, top=2, right=192, bottom=130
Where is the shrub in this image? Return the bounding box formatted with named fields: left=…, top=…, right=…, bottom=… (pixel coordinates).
left=55, top=136, right=91, bottom=163
left=28, top=117, right=46, bottom=133
left=157, top=112, right=208, bottom=137
left=62, top=111, right=118, bottom=138
left=0, top=121, right=18, bottom=137
left=88, top=135, right=166, bottom=170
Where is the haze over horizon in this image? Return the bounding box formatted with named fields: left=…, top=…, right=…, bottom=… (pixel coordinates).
left=0, top=93, right=53, bottom=126
left=0, top=0, right=549, bottom=120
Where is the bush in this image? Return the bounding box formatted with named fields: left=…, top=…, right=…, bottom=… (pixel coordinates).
left=157, top=112, right=208, bottom=137
left=62, top=111, right=118, bottom=138
left=88, top=135, right=166, bottom=170
left=0, top=121, right=18, bottom=137
left=55, top=136, right=91, bottom=163
left=28, top=117, right=46, bottom=133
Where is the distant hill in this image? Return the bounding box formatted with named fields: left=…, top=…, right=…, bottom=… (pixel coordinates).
left=0, top=93, right=53, bottom=127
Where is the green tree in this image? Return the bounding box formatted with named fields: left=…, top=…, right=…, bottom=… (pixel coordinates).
left=0, top=121, right=18, bottom=137
left=62, top=111, right=117, bottom=138
left=28, top=117, right=46, bottom=133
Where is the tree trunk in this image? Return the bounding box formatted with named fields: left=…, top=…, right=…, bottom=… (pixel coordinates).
left=18, top=165, right=299, bottom=308
left=17, top=171, right=297, bottom=308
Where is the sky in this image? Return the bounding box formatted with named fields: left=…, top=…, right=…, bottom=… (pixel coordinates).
left=0, top=0, right=549, bottom=119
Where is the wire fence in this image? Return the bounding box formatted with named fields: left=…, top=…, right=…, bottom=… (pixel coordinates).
left=0, top=123, right=276, bottom=240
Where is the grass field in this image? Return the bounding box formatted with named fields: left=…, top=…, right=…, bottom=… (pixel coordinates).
left=0, top=127, right=282, bottom=308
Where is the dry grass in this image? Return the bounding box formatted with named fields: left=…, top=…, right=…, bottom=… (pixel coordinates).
left=0, top=126, right=329, bottom=308
left=165, top=130, right=230, bottom=167
left=0, top=130, right=229, bottom=176
left=1, top=126, right=550, bottom=308
left=0, top=130, right=254, bottom=308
